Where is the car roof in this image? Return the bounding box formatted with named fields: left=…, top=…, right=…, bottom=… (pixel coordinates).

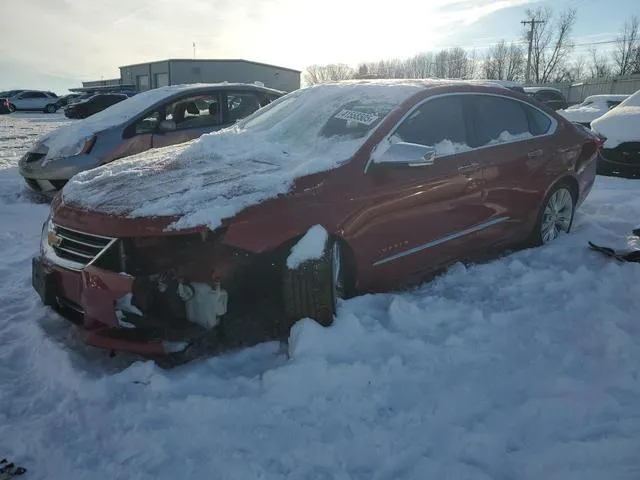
left=524, top=86, right=563, bottom=94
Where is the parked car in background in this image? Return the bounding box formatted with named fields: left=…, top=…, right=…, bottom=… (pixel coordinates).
left=32, top=80, right=599, bottom=358
left=1, top=90, right=59, bottom=113
left=19, top=83, right=284, bottom=194
left=55, top=93, right=82, bottom=109
left=591, top=89, right=640, bottom=177
left=524, top=87, right=568, bottom=110
left=64, top=93, right=128, bottom=119
left=558, top=94, right=629, bottom=127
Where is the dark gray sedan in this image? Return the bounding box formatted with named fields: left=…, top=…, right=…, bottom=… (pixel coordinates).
left=19, top=83, right=283, bottom=194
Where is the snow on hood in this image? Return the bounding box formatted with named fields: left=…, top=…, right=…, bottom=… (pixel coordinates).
left=34, top=84, right=224, bottom=164
left=63, top=81, right=426, bottom=231
left=591, top=89, right=640, bottom=148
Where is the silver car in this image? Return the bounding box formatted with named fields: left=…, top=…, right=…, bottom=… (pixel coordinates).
left=19, top=83, right=284, bottom=194
left=1, top=90, right=60, bottom=113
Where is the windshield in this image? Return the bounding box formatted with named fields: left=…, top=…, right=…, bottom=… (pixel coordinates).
left=237, top=83, right=418, bottom=148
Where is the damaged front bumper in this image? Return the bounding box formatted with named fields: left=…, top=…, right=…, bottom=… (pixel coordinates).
left=33, top=221, right=238, bottom=357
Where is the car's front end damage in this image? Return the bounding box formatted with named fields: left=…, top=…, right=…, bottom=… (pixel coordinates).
left=33, top=202, right=288, bottom=359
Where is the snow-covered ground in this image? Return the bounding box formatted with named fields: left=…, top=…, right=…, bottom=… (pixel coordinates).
left=2, top=113, right=640, bottom=479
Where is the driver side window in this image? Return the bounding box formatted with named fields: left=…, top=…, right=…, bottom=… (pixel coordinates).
left=134, top=111, right=161, bottom=135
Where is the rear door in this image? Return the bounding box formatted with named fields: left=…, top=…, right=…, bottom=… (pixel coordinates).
left=468, top=94, right=557, bottom=245
left=352, top=94, right=492, bottom=288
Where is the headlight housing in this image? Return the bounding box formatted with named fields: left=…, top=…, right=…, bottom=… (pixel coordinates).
left=73, top=135, right=96, bottom=156
left=40, top=215, right=55, bottom=255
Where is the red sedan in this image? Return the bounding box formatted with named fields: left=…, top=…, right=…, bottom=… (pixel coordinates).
left=32, top=80, right=599, bottom=359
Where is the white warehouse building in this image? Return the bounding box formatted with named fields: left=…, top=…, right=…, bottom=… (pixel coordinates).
left=118, top=58, right=301, bottom=93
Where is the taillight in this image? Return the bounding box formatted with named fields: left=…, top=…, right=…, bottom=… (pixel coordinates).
left=2, top=100, right=7, bottom=108
left=594, top=132, right=607, bottom=148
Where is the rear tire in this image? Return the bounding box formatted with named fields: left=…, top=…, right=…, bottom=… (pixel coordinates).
left=283, top=238, right=344, bottom=327
left=44, top=104, right=56, bottom=113
left=528, top=182, right=576, bottom=246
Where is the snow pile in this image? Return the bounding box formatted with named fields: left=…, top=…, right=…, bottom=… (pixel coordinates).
left=488, top=130, right=533, bottom=145
left=34, top=84, right=230, bottom=163
left=63, top=82, right=427, bottom=230
left=286, top=225, right=328, bottom=269
left=592, top=89, right=640, bottom=148
left=434, top=139, right=472, bottom=155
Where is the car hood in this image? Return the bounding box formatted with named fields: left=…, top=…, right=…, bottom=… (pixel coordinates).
left=62, top=124, right=361, bottom=232
left=591, top=106, right=640, bottom=149
left=557, top=105, right=603, bottom=124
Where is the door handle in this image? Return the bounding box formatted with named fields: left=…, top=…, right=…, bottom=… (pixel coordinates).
left=527, top=149, right=544, bottom=158
left=457, top=162, right=479, bottom=173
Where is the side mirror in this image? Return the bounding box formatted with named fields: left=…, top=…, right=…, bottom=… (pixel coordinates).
left=158, top=120, right=176, bottom=132
left=373, top=142, right=437, bottom=168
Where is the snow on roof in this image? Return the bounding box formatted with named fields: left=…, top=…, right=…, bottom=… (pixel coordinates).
left=63, top=82, right=431, bottom=230
left=558, top=94, right=630, bottom=124
left=524, top=86, right=563, bottom=93
left=36, top=83, right=255, bottom=164
left=591, top=89, right=640, bottom=148
left=582, top=94, right=629, bottom=102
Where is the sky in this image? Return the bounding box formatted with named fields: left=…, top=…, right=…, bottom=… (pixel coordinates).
left=1, top=0, right=638, bottom=93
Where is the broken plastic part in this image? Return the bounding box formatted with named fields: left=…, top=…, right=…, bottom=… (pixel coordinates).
left=162, top=340, right=189, bottom=354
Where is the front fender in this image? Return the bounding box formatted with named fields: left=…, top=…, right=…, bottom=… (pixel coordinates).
left=221, top=205, right=340, bottom=254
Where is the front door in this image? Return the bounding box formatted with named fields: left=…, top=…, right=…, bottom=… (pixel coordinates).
left=346, top=95, right=491, bottom=291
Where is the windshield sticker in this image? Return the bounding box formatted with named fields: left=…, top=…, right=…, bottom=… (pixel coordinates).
left=334, top=109, right=380, bottom=126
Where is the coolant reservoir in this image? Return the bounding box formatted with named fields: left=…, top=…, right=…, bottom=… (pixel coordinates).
left=177, top=282, right=228, bottom=330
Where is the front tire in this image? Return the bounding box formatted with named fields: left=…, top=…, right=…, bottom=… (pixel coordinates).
left=44, top=104, right=56, bottom=113
left=283, top=238, right=344, bottom=327
left=8, top=104, right=15, bottom=113
left=529, top=183, right=576, bottom=246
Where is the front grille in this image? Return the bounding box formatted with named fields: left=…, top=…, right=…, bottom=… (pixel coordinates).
left=52, top=224, right=115, bottom=269
left=25, top=152, right=45, bottom=163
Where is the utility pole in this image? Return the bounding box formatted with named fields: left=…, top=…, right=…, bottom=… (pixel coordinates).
left=522, top=18, right=545, bottom=84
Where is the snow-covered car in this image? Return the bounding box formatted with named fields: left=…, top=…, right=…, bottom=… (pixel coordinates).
left=591, top=89, right=640, bottom=177
left=558, top=94, right=629, bottom=127
left=32, top=80, right=600, bottom=359
left=18, top=83, right=284, bottom=194
left=524, top=87, right=568, bottom=110
left=0, top=90, right=59, bottom=113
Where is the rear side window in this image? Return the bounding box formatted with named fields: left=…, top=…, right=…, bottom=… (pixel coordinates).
left=393, top=96, right=469, bottom=154
left=471, top=95, right=531, bottom=147
left=525, top=105, right=552, bottom=135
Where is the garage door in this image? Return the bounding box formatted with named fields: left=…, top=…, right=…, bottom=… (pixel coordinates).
left=155, top=73, right=169, bottom=88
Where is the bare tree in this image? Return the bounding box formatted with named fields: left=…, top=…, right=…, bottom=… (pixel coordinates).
left=614, top=16, right=639, bottom=75
left=433, top=50, right=449, bottom=78
left=303, top=63, right=355, bottom=84
left=483, top=40, right=525, bottom=80
left=405, top=52, right=434, bottom=78
left=446, top=47, right=474, bottom=78
left=524, top=7, right=576, bottom=83
left=588, top=48, right=612, bottom=78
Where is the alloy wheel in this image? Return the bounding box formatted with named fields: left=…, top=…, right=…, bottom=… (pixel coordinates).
left=541, top=187, right=574, bottom=244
